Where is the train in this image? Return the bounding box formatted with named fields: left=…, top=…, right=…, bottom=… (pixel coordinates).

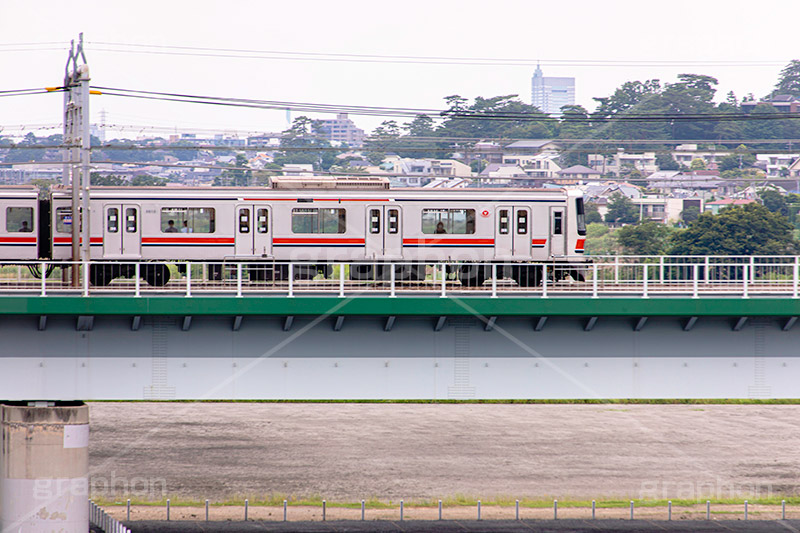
left=0, top=183, right=588, bottom=286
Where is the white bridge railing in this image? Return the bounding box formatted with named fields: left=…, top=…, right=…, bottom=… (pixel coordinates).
left=0, top=256, right=799, bottom=298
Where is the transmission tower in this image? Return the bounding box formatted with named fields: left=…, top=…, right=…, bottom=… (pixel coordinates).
left=62, top=33, right=91, bottom=283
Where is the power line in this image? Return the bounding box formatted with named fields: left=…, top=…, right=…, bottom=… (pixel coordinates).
left=91, top=86, right=800, bottom=123
left=88, top=42, right=791, bottom=68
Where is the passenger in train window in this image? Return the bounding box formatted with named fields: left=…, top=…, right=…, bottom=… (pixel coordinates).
left=181, top=220, right=192, bottom=233
left=165, top=220, right=179, bottom=233
left=435, top=222, right=447, bottom=234
left=18, top=220, right=32, bottom=232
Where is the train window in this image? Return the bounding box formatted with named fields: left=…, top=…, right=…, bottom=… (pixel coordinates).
left=107, top=208, right=119, bottom=233
left=56, top=207, right=80, bottom=233
left=292, top=208, right=346, bottom=234
left=553, top=212, right=563, bottom=235
left=125, top=208, right=137, bottom=233
left=498, top=209, right=509, bottom=235
left=516, top=210, right=528, bottom=234
left=257, top=208, right=269, bottom=234
left=576, top=198, right=586, bottom=236
left=422, top=209, right=475, bottom=235
left=369, top=209, right=380, bottom=234
left=161, top=208, right=215, bottom=233
left=6, top=207, right=33, bottom=233
left=238, top=208, right=250, bottom=234
left=388, top=209, right=399, bottom=234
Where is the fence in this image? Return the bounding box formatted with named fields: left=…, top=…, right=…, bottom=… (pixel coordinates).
left=1, top=256, right=799, bottom=298
left=95, top=497, right=789, bottom=523
left=90, top=500, right=130, bottom=533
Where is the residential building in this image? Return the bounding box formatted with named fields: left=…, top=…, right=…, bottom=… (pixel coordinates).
left=588, top=149, right=657, bottom=176
left=630, top=197, right=703, bottom=224
left=313, top=113, right=365, bottom=147
left=671, top=144, right=730, bottom=169
left=704, top=198, right=756, bottom=215
left=502, top=139, right=561, bottom=155
left=556, top=165, right=602, bottom=184
left=531, top=65, right=575, bottom=115
left=757, top=154, right=800, bottom=178
left=502, top=152, right=561, bottom=179
left=741, top=94, right=800, bottom=114
left=645, top=171, right=736, bottom=200
left=465, top=141, right=504, bottom=165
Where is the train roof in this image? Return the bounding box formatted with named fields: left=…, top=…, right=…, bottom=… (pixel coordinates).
left=0, top=185, right=38, bottom=198
left=49, top=185, right=577, bottom=200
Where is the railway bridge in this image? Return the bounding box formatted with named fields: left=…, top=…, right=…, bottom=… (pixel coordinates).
left=1, top=256, right=800, bottom=400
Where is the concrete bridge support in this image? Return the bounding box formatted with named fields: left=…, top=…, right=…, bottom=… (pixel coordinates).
left=0, top=402, right=89, bottom=533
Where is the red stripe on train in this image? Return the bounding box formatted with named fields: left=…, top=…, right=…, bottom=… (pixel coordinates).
left=242, top=198, right=390, bottom=202
left=0, top=236, right=36, bottom=243
left=54, top=237, right=103, bottom=244
left=403, top=238, right=495, bottom=245
left=142, top=237, right=235, bottom=244
left=532, top=239, right=547, bottom=245
left=273, top=238, right=365, bottom=244
left=575, top=238, right=586, bottom=250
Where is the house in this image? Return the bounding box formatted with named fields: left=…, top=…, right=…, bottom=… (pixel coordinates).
left=502, top=140, right=561, bottom=154
left=502, top=152, right=561, bottom=179
left=671, top=144, right=730, bottom=169
left=742, top=94, right=800, bottom=114
left=645, top=171, right=736, bottom=199
left=630, top=197, right=704, bottom=224
left=704, top=198, right=756, bottom=215
left=556, top=165, right=602, bottom=184
left=756, top=154, right=800, bottom=178
left=588, top=149, right=657, bottom=176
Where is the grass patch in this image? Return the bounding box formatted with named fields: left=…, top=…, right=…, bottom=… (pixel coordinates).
left=87, top=398, right=800, bottom=405
left=92, top=495, right=800, bottom=509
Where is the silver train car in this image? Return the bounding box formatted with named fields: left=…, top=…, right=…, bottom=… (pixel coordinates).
left=0, top=185, right=588, bottom=286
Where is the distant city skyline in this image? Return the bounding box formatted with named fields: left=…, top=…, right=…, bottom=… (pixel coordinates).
left=531, top=65, right=575, bottom=115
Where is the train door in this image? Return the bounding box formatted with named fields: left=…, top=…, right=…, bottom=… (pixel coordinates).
left=235, top=204, right=272, bottom=257
left=549, top=206, right=566, bottom=257
left=103, top=204, right=141, bottom=257
left=365, top=205, right=402, bottom=260
left=494, top=206, right=531, bottom=259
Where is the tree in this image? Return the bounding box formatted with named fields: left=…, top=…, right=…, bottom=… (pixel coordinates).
left=604, top=193, right=639, bottom=224
left=759, top=189, right=790, bottom=217
left=90, top=173, right=126, bottom=186
left=775, top=60, right=800, bottom=98
left=131, top=174, right=167, bottom=186
left=556, top=105, right=592, bottom=167
left=584, top=201, right=603, bottom=223
left=669, top=203, right=798, bottom=255
left=215, top=153, right=251, bottom=186
left=275, top=116, right=339, bottom=170
left=615, top=221, right=672, bottom=255
left=690, top=158, right=706, bottom=170
left=680, top=206, right=700, bottom=224
left=655, top=152, right=680, bottom=170
left=718, top=146, right=756, bottom=172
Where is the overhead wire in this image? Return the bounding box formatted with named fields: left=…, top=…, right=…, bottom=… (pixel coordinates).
left=91, top=86, right=800, bottom=123
left=88, top=42, right=790, bottom=68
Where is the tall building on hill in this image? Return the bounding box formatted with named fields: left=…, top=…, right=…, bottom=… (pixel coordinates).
left=531, top=65, right=575, bottom=115
left=314, top=113, right=365, bottom=147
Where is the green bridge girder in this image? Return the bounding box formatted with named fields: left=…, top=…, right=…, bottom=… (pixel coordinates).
left=1, top=295, right=799, bottom=317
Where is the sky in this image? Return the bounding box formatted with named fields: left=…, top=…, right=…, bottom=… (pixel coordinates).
left=0, top=0, right=797, bottom=139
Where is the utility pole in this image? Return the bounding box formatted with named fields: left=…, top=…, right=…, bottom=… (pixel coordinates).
left=62, top=33, right=91, bottom=285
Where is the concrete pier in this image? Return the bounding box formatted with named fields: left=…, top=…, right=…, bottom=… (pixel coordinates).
left=1, top=402, right=89, bottom=533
